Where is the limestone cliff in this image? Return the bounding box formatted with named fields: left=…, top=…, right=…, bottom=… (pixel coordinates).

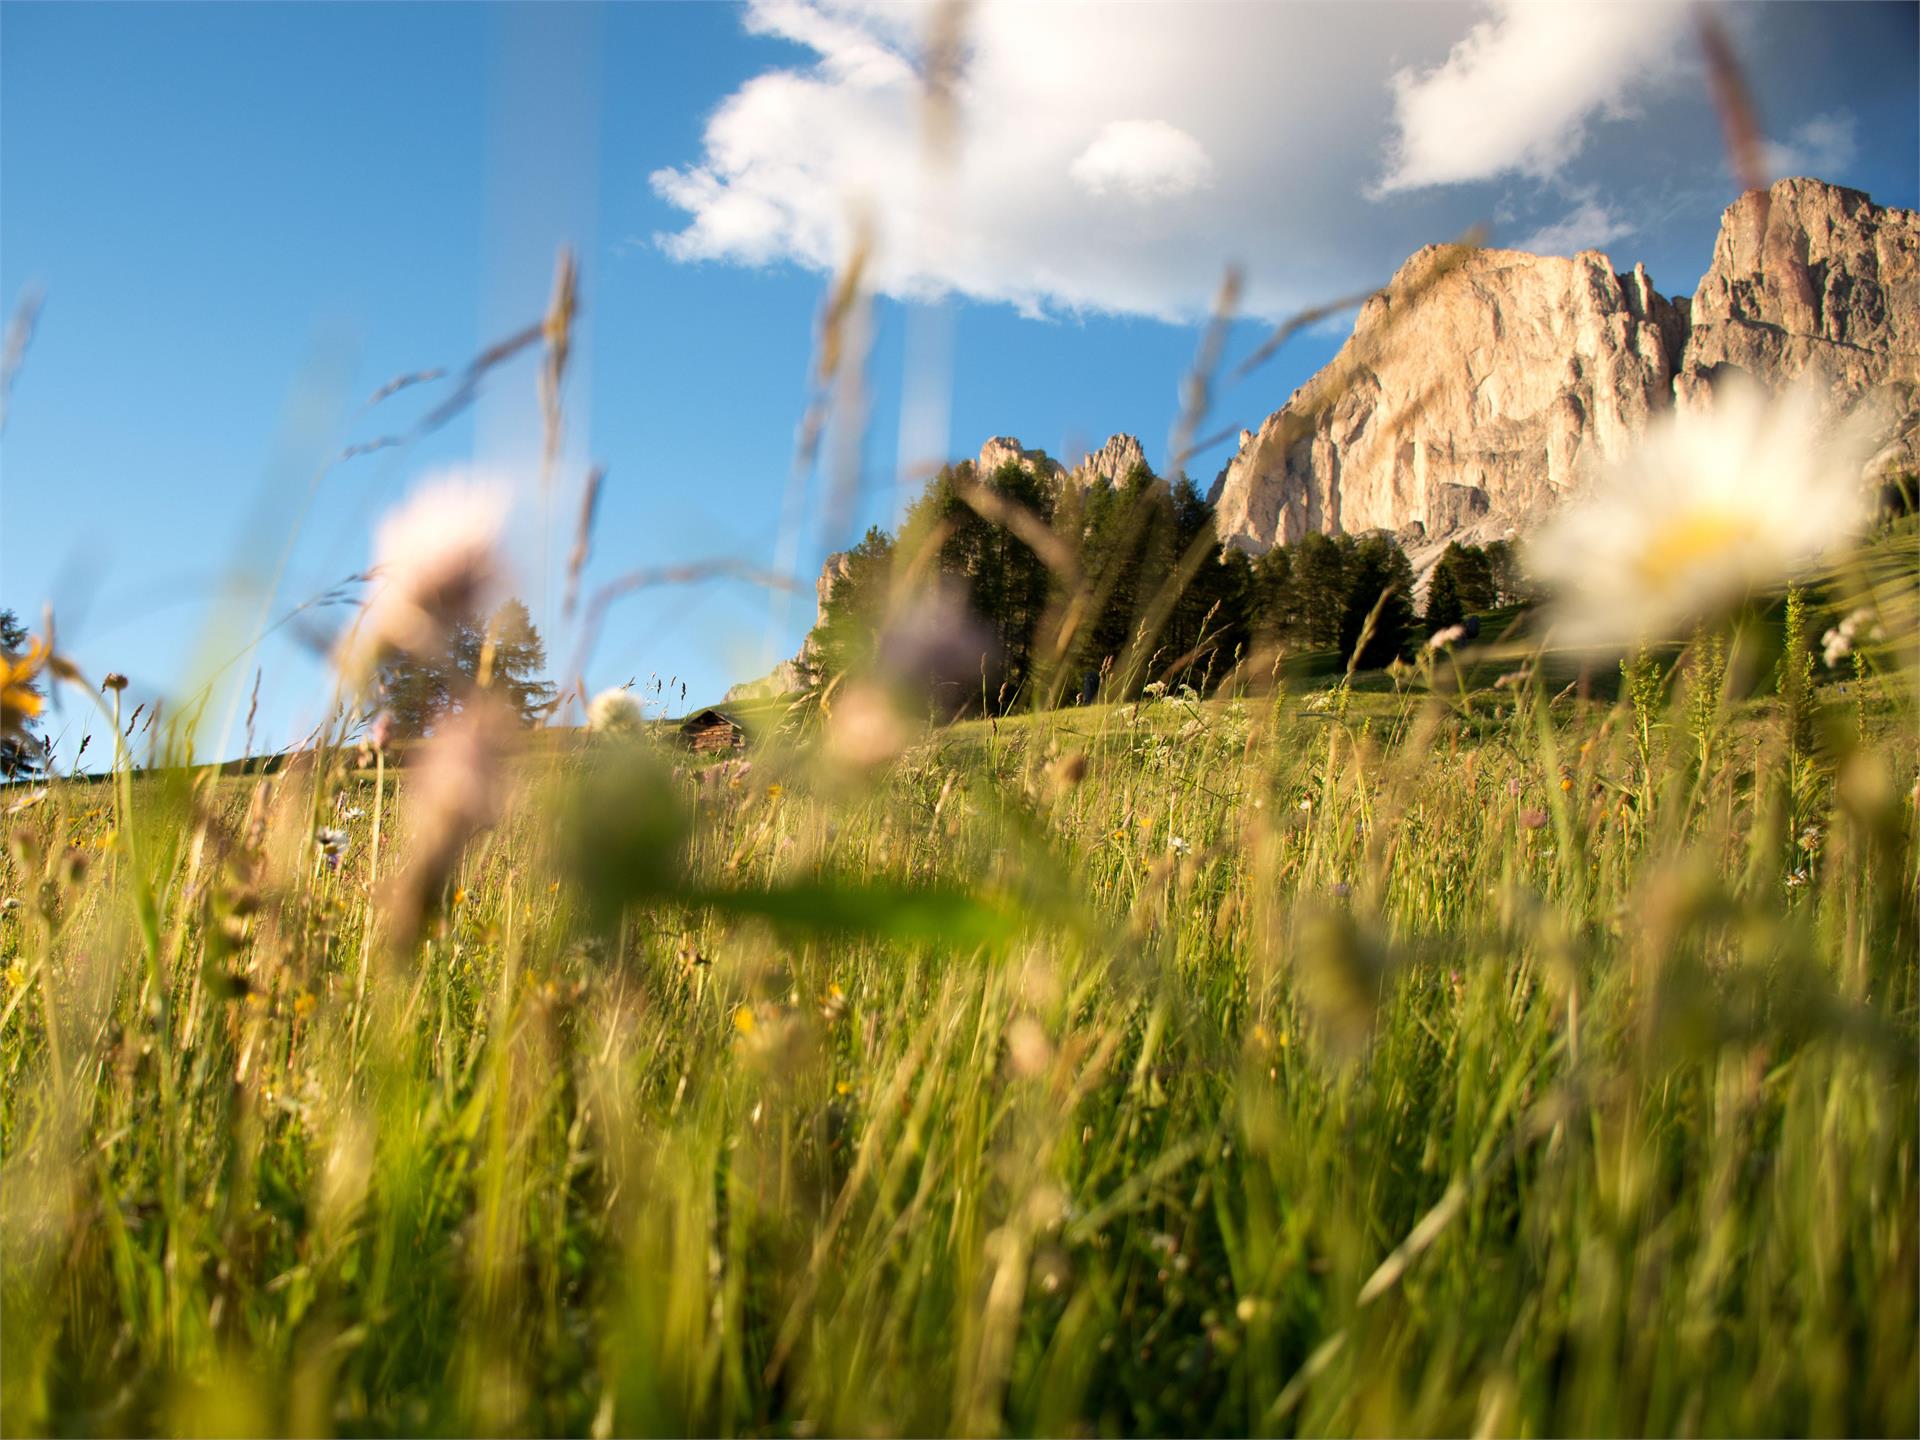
left=1211, top=245, right=1690, bottom=553
left=1675, top=178, right=1918, bottom=479
left=721, top=549, right=854, bottom=702
left=1211, top=178, right=1917, bottom=556
left=977, top=433, right=1149, bottom=488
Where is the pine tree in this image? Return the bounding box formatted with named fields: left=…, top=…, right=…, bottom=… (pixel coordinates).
left=379, top=597, right=555, bottom=736
left=1424, top=541, right=1498, bottom=632
left=1338, top=534, right=1416, bottom=668
left=808, top=527, right=896, bottom=683
left=1290, top=531, right=1349, bottom=649
left=1252, top=544, right=1296, bottom=639
left=476, top=598, right=558, bottom=725
left=1483, top=538, right=1522, bottom=606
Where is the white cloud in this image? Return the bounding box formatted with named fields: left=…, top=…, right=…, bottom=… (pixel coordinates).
left=1516, top=197, right=1635, bottom=256
left=1377, top=0, right=1690, bottom=193
left=648, top=0, right=1484, bottom=321
left=1764, top=111, right=1858, bottom=181
left=1070, top=120, right=1215, bottom=202
left=645, top=0, right=1715, bottom=322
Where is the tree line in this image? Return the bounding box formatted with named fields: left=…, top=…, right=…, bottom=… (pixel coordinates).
left=377, top=597, right=556, bottom=737
left=808, top=455, right=1521, bottom=710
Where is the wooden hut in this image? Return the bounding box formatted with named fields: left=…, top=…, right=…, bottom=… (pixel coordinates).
left=680, top=708, right=747, bottom=754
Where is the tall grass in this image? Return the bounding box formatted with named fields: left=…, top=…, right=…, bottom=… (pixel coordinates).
left=3, top=617, right=1914, bottom=1435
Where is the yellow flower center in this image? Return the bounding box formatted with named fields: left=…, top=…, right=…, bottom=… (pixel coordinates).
left=1632, top=510, right=1760, bottom=590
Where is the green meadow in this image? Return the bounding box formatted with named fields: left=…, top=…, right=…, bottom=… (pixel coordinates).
left=4, top=606, right=1915, bottom=1436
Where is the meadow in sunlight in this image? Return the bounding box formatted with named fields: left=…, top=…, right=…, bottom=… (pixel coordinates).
left=2, top=475, right=1915, bottom=1435
left=3, top=5, right=1917, bottom=1436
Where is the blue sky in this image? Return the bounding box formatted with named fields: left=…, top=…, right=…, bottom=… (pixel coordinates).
left=3, top=1, right=1915, bottom=762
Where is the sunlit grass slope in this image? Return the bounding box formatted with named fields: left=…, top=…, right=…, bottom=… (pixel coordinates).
left=3, top=632, right=1915, bottom=1437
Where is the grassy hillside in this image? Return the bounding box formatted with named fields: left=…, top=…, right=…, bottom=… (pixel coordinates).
left=2, top=648, right=1915, bottom=1436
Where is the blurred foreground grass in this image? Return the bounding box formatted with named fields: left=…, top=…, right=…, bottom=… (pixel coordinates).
left=2, top=651, right=1916, bottom=1437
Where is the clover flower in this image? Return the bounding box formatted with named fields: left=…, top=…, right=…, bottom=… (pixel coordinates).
left=337, top=473, right=511, bottom=681
left=587, top=687, right=644, bottom=735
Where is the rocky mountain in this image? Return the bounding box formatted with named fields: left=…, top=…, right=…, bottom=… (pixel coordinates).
left=726, top=180, right=1916, bottom=698
left=1210, top=179, right=1917, bottom=562
left=977, top=432, right=1149, bottom=488
left=1676, top=178, right=1918, bottom=479
left=722, top=551, right=855, bottom=702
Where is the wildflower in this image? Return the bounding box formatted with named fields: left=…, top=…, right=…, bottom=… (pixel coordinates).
left=336, top=474, right=510, bottom=680
left=1142, top=680, right=1169, bottom=700
left=1527, top=377, right=1874, bottom=653
left=766, top=782, right=785, bottom=800
left=587, top=687, right=644, bottom=735
left=1821, top=607, right=1879, bottom=669
left=1520, top=808, right=1550, bottom=830
left=1168, top=834, right=1191, bottom=855
left=825, top=681, right=905, bottom=769
left=1330, top=881, right=1351, bottom=898
left=732, top=1005, right=757, bottom=1036
left=1006, top=1016, right=1053, bottom=1078
left=1, top=635, right=49, bottom=744
left=315, top=826, right=349, bottom=872
left=452, top=887, right=467, bottom=906
left=379, top=698, right=513, bottom=953
left=821, top=982, right=848, bottom=1023
left=292, top=990, right=317, bottom=1018
left=1426, top=623, right=1467, bottom=652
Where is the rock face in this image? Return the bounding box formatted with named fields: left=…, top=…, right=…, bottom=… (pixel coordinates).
left=977, top=436, right=1059, bottom=478
left=977, top=433, right=1149, bottom=488
left=1212, top=178, right=1919, bottom=556
left=721, top=549, right=855, bottom=702
left=1212, top=245, right=1690, bottom=553
left=1070, top=433, right=1148, bottom=487
left=1676, top=178, right=1919, bottom=479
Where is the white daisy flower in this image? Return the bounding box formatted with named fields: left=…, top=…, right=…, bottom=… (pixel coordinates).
left=337, top=472, right=511, bottom=680
left=587, top=687, right=644, bottom=735
left=1820, top=607, right=1879, bottom=669
left=1526, top=377, right=1874, bottom=654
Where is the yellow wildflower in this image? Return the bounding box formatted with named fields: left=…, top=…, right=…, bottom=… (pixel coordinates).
left=1, top=635, right=49, bottom=742
left=766, top=782, right=785, bottom=800
left=733, top=1005, right=756, bottom=1036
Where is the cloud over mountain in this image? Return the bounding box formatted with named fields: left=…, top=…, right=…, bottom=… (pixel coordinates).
left=647, top=0, right=1864, bottom=323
